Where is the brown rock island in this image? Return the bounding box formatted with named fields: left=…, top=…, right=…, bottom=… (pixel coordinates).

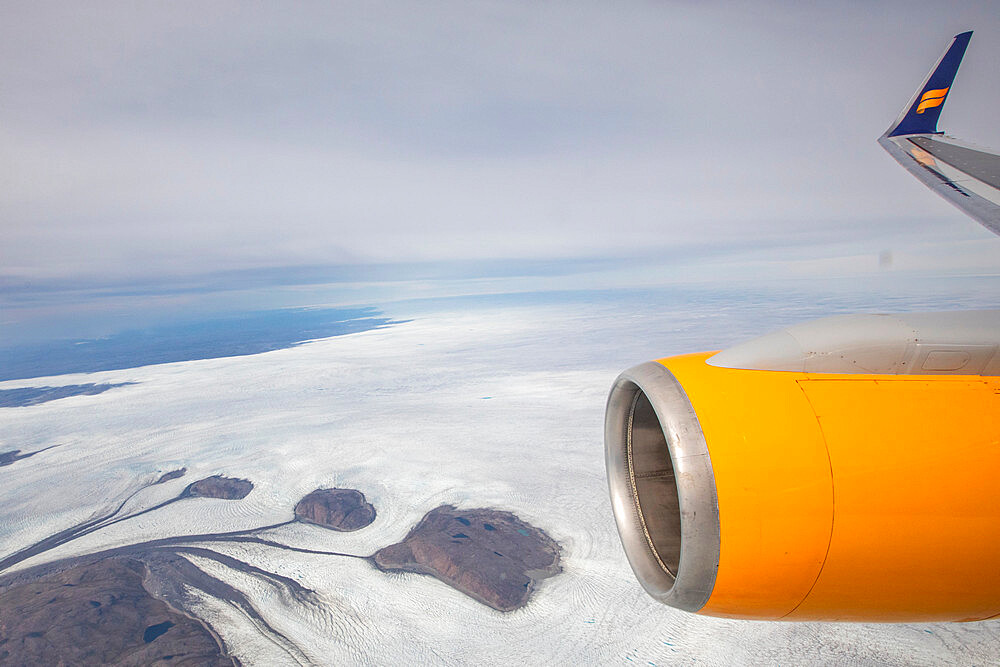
left=372, top=505, right=561, bottom=612
left=294, top=488, right=376, bottom=531
left=154, top=467, right=187, bottom=484
left=0, top=557, right=234, bottom=665
left=183, top=475, right=253, bottom=500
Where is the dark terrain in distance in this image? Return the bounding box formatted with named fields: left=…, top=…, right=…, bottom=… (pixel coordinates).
left=0, top=306, right=397, bottom=381
left=0, top=446, right=58, bottom=467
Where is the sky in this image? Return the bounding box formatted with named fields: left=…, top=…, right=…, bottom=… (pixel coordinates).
left=3, top=0, right=1000, bottom=289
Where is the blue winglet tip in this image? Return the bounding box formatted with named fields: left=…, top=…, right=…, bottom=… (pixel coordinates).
left=887, top=30, right=973, bottom=137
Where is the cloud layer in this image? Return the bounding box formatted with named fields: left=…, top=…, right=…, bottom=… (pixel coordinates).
left=3, top=1, right=1000, bottom=280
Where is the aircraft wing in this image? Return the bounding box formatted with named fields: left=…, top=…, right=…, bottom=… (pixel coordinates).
left=879, top=30, right=1000, bottom=236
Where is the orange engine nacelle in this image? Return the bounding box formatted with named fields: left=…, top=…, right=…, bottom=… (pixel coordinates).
left=605, top=312, right=1000, bottom=622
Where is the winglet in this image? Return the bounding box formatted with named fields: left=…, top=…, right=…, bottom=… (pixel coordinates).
left=885, top=31, right=972, bottom=137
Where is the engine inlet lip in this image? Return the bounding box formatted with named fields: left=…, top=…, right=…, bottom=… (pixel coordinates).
left=605, top=361, right=720, bottom=612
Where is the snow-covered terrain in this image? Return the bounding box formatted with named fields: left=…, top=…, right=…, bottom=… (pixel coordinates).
left=2, top=288, right=1000, bottom=665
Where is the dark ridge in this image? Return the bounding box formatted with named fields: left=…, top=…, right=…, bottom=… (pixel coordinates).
left=154, top=468, right=187, bottom=484
left=0, top=474, right=189, bottom=573
left=0, top=557, right=234, bottom=665
left=0, top=445, right=59, bottom=468
left=0, top=383, right=136, bottom=407
left=294, top=488, right=376, bottom=531
left=372, top=505, right=562, bottom=612
left=0, top=450, right=22, bottom=466
left=184, top=475, right=253, bottom=500
left=0, top=472, right=256, bottom=574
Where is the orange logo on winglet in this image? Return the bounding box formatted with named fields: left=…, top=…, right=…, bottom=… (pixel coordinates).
left=909, top=146, right=936, bottom=167
left=916, top=87, right=949, bottom=114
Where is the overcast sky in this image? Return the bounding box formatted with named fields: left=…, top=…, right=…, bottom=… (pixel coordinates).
left=3, top=1, right=1000, bottom=282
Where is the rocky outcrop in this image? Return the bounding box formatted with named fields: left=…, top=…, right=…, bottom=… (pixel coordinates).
left=0, top=450, right=22, bottom=466
left=0, top=446, right=58, bottom=467
left=373, top=505, right=561, bottom=612
left=183, top=475, right=253, bottom=500
left=0, top=557, right=234, bottom=665
left=0, top=383, right=135, bottom=407
left=294, top=488, right=376, bottom=531
left=154, top=468, right=186, bottom=484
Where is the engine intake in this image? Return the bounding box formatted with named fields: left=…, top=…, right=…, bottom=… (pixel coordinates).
left=605, top=362, right=719, bottom=613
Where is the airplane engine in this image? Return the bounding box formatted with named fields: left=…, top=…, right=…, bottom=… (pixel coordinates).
left=605, top=311, right=1000, bottom=621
